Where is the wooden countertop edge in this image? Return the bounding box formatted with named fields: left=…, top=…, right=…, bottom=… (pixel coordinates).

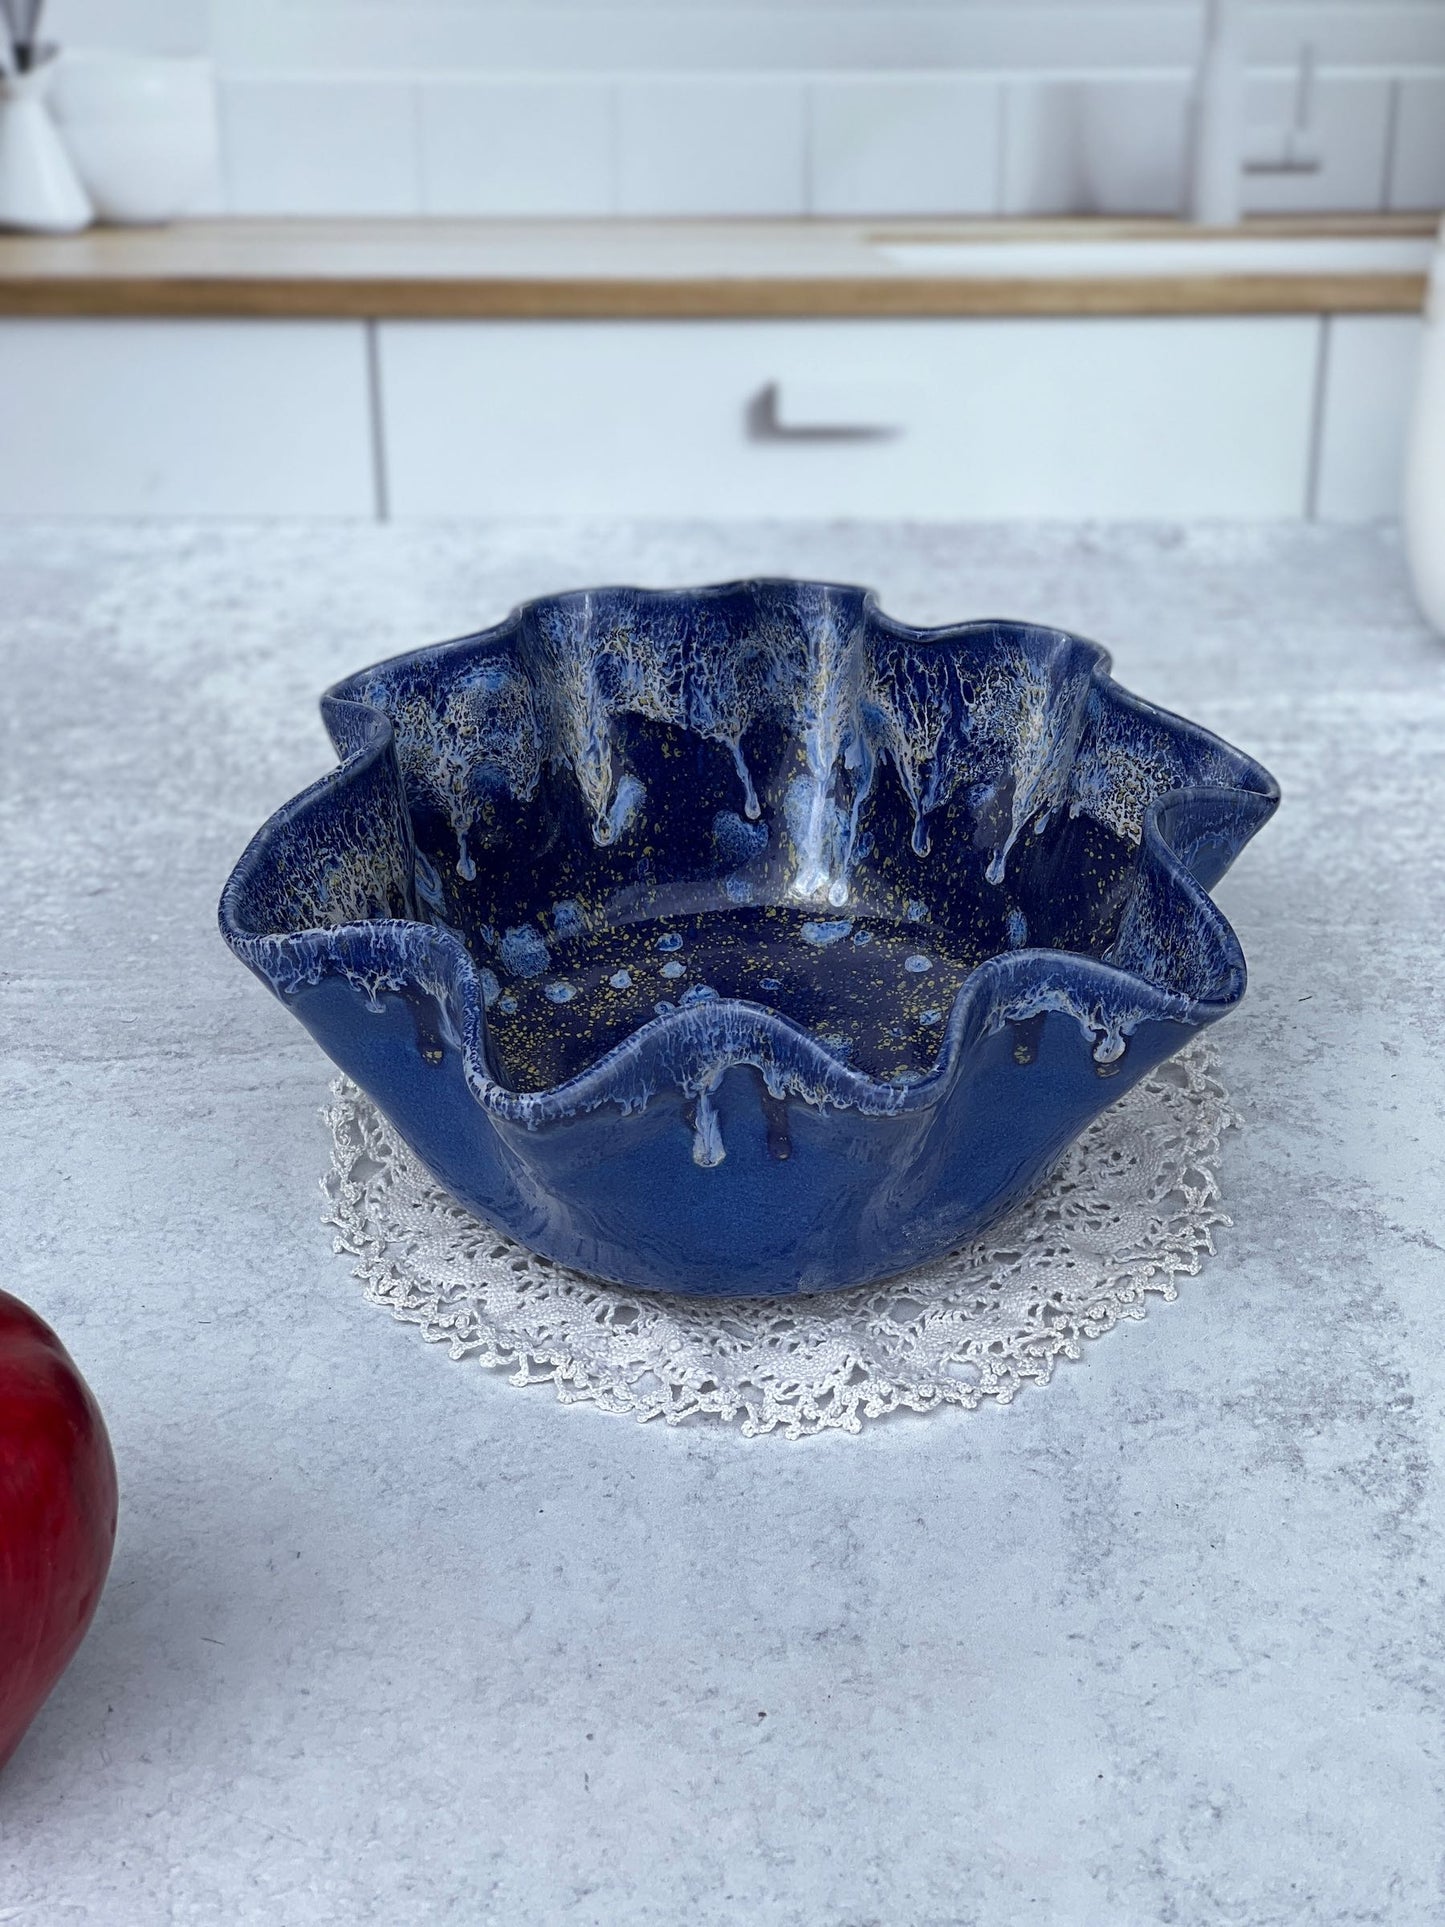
left=0, top=271, right=1426, bottom=319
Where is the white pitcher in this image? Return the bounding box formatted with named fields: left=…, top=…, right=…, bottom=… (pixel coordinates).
left=1404, top=219, right=1445, bottom=635
left=0, top=54, right=92, bottom=233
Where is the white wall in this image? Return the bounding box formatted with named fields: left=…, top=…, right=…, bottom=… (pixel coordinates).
left=41, top=1, right=1445, bottom=219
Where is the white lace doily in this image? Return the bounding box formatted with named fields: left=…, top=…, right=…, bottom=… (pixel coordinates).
left=320, top=1039, right=1235, bottom=1438
left=315, top=1040, right=1233, bottom=1433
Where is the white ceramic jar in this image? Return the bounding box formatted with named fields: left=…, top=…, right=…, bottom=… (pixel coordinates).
left=0, top=57, right=93, bottom=233
left=49, top=52, right=218, bottom=225
left=1404, top=220, right=1445, bottom=636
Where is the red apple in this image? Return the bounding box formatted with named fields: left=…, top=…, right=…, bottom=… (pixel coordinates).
left=0, top=1290, right=118, bottom=1776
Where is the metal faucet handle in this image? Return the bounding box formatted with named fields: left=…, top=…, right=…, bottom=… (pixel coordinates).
left=1244, top=41, right=1323, bottom=178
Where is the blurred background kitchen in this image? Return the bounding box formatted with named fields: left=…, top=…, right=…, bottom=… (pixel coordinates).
left=0, top=0, right=1442, bottom=590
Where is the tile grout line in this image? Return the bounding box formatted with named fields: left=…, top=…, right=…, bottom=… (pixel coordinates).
left=801, top=76, right=814, bottom=216
left=1379, top=75, right=1402, bottom=211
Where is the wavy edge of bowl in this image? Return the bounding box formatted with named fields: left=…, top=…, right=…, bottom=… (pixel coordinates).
left=219, top=581, right=1280, bottom=1126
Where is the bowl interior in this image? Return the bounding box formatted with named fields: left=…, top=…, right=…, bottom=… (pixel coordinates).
left=344, top=585, right=1142, bottom=1094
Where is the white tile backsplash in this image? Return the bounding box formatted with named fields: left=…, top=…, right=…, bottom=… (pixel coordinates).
left=1390, top=76, right=1445, bottom=213
left=205, top=6, right=1203, bottom=78
left=43, top=7, right=1445, bottom=224
left=1001, top=78, right=1189, bottom=217
left=49, top=0, right=209, bottom=56
left=807, top=77, right=1000, bottom=217
left=418, top=79, right=615, bottom=216
left=221, top=77, right=419, bottom=216
left=205, top=5, right=1445, bottom=79
left=616, top=78, right=806, bottom=216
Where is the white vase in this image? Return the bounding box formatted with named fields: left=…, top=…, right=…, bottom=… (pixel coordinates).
left=50, top=52, right=219, bottom=226
left=0, top=58, right=93, bottom=234
left=1404, top=222, right=1445, bottom=636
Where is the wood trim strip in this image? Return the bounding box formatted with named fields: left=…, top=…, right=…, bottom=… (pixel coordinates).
left=0, top=272, right=1425, bottom=320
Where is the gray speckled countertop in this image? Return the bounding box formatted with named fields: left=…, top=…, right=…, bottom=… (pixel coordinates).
left=1, top=520, right=1442, bottom=1927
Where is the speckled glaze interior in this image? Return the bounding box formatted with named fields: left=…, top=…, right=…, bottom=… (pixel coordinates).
left=220, top=581, right=1278, bottom=1296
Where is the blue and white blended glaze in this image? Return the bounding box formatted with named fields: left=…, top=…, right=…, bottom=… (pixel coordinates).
left=219, top=581, right=1278, bottom=1296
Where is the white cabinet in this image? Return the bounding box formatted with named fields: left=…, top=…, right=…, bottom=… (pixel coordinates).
left=377, top=316, right=1320, bottom=520
left=1314, top=315, right=1423, bottom=521
left=0, top=319, right=375, bottom=516
left=0, top=309, right=1393, bottom=523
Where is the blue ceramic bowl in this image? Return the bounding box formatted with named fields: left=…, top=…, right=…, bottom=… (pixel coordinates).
left=220, top=581, right=1277, bottom=1297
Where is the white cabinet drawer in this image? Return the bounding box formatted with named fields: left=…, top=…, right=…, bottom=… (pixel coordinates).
left=0, top=319, right=374, bottom=517
left=378, top=316, right=1319, bottom=520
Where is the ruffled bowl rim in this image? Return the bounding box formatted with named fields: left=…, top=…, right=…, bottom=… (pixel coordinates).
left=220, top=582, right=1280, bottom=1127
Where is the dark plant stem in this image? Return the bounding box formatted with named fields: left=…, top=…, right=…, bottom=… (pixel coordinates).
left=14, top=0, right=43, bottom=72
